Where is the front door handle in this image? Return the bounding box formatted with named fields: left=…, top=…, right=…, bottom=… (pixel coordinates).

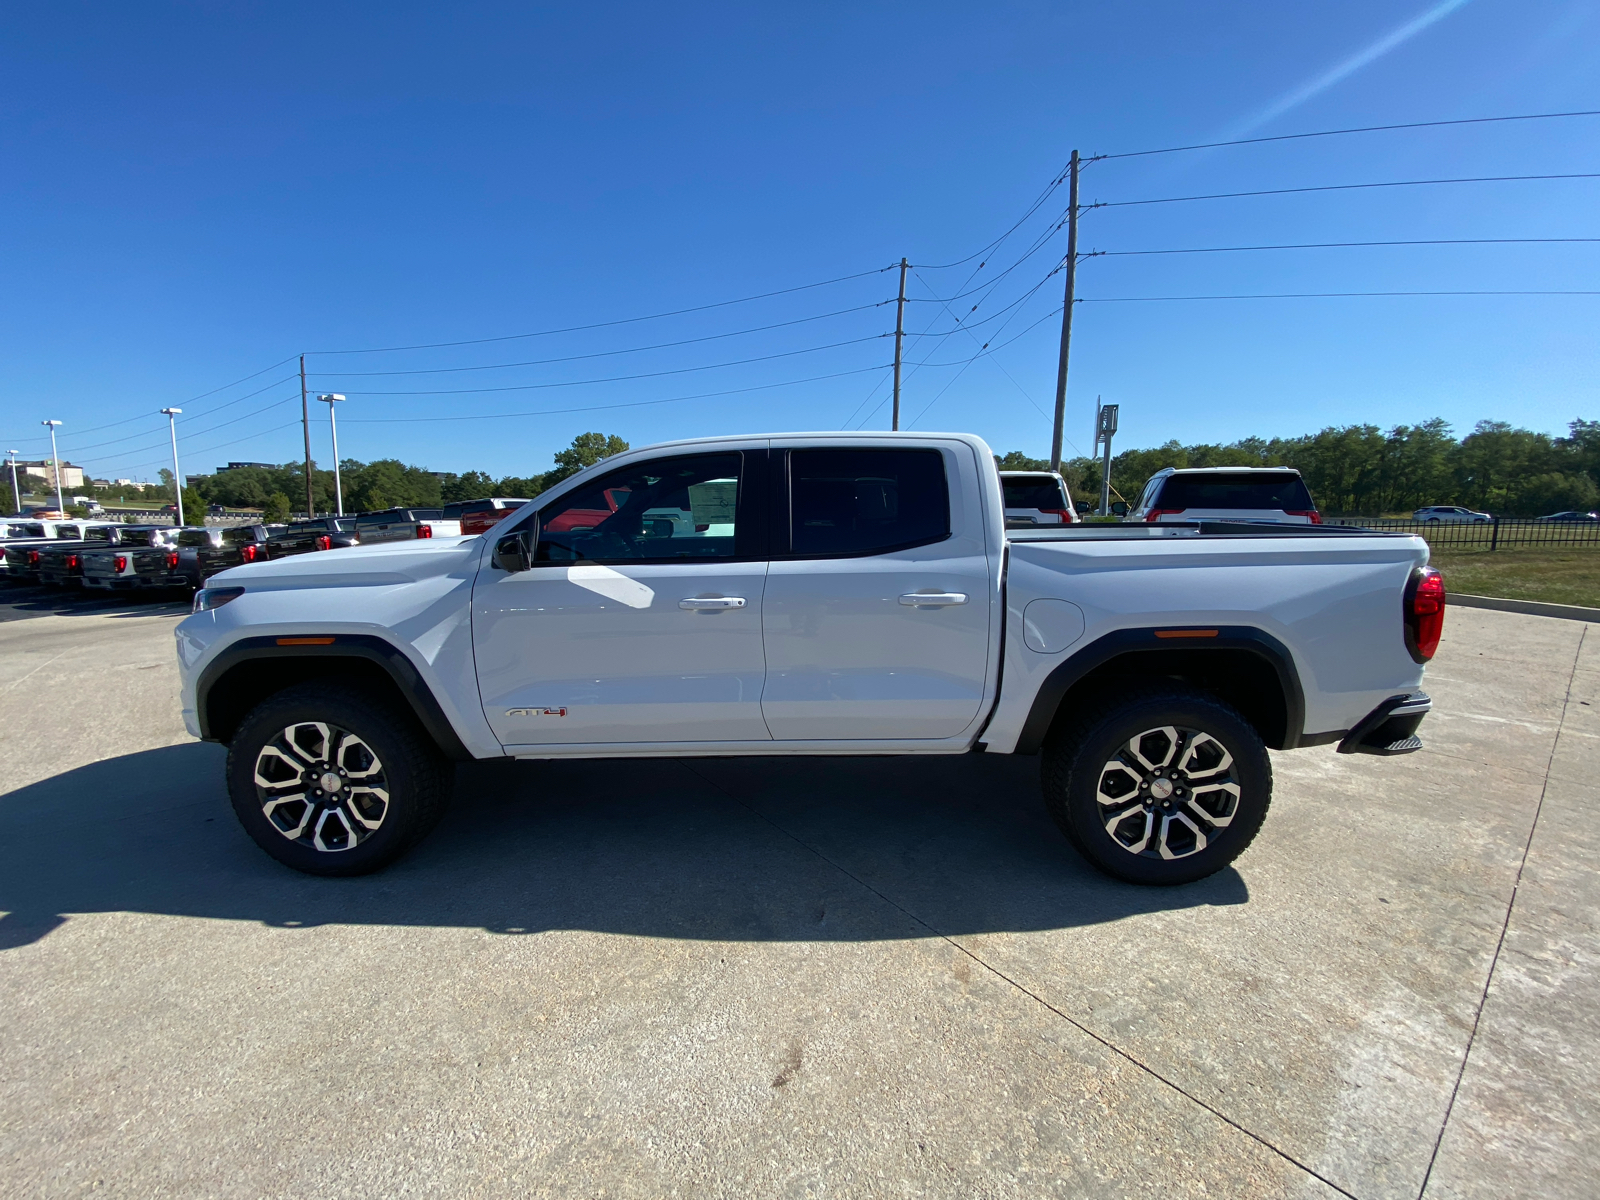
left=679, top=596, right=747, bottom=610
left=900, top=592, right=969, bottom=607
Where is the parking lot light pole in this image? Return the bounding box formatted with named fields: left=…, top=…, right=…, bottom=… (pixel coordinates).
left=161, top=408, right=184, bottom=526
left=318, top=394, right=346, bottom=516
left=41, top=420, right=64, bottom=513
left=6, top=450, right=19, bottom=514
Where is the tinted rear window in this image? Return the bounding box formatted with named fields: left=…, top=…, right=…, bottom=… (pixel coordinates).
left=355, top=512, right=396, bottom=528
left=177, top=531, right=214, bottom=547
left=443, top=500, right=494, bottom=518
left=222, top=526, right=263, bottom=545
left=1002, top=476, right=1068, bottom=510
left=789, top=448, right=949, bottom=557
left=1154, top=473, right=1314, bottom=511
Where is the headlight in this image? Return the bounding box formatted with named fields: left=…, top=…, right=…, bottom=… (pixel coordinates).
left=193, top=586, right=245, bottom=613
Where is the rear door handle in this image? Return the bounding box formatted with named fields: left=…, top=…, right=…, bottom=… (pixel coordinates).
left=679, top=596, right=747, bottom=610
left=899, top=592, right=969, bottom=607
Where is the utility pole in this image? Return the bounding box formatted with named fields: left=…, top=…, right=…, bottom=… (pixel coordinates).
left=161, top=408, right=185, bottom=525
left=319, top=394, right=346, bottom=516
left=6, top=451, right=19, bottom=515
left=299, top=355, right=315, bottom=518
left=1049, top=149, right=1081, bottom=472
left=891, top=257, right=908, bottom=431
left=1094, top=398, right=1118, bottom=516
left=41, top=420, right=64, bottom=513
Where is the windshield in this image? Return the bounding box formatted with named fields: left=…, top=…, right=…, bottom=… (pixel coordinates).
left=1154, top=473, right=1315, bottom=511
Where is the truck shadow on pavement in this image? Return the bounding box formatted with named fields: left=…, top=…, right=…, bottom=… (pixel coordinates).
left=0, top=743, right=1247, bottom=950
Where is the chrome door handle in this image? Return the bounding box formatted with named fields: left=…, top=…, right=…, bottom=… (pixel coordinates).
left=679, top=596, right=747, bottom=610
left=899, top=592, right=969, bottom=607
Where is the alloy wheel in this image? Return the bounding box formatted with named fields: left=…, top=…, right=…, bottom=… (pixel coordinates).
left=1095, top=725, right=1242, bottom=860
left=253, top=721, right=390, bottom=852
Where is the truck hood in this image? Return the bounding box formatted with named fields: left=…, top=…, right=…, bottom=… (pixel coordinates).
left=207, top=535, right=482, bottom=591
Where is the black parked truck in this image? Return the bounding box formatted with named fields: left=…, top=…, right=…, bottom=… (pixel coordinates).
left=266, top=516, right=358, bottom=560
left=193, top=524, right=277, bottom=582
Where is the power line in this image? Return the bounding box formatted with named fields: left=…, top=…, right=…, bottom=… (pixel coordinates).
left=1079, top=290, right=1600, bottom=302
left=1097, top=109, right=1600, bottom=161
left=341, top=365, right=892, bottom=424
left=309, top=303, right=888, bottom=378
left=914, top=169, right=1076, bottom=271
left=336, top=336, right=887, bottom=396
left=55, top=376, right=300, bottom=457
left=1098, top=173, right=1600, bottom=209
left=305, top=267, right=896, bottom=356
left=108, top=420, right=306, bottom=477
left=1101, top=237, right=1600, bottom=256
left=73, top=396, right=302, bottom=464
left=911, top=303, right=1065, bottom=366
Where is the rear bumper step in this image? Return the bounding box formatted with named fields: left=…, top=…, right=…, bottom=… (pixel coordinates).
left=1339, top=692, right=1431, bottom=756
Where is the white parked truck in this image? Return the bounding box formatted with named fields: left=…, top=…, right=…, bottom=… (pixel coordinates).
left=175, top=433, right=1444, bottom=884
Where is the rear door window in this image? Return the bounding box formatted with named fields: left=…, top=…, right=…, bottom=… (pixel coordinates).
left=787, top=448, right=949, bottom=557
left=1002, top=476, right=1067, bottom=510
left=1155, top=473, right=1314, bottom=511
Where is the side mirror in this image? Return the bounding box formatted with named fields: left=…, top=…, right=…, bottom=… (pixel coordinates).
left=494, top=530, right=533, bottom=573
left=1110, top=501, right=1129, bottom=518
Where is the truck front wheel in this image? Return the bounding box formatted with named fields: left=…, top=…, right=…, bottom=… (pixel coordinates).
left=226, top=683, right=453, bottom=876
left=1042, top=687, right=1272, bottom=885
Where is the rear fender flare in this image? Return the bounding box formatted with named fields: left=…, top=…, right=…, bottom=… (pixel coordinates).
left=1014, top=625, right=1305, bottom=754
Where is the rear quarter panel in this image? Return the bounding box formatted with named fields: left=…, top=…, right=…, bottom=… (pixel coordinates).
left=983, top=532, right=1431, bottom=752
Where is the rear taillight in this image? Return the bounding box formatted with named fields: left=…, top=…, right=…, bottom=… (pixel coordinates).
left=315, top=535, right=331, bottom=551
left=1042, top=508, right=1075, bottom=524
left=240, top=544, right=259, bottom=563
left=66, top=553, right=79, bottom=569
left=28, top=550, right=41, bottom=565
left=1287, top=510, right=1323, bottom=524
left=416, top=524, right=433, bottom=538
left=1405, top=566, right=1446, bottom=662
left=114, top=555, right=128, bottom=572
left=1144, top=509, right=1183, bottom=522
left=166, top=551, right=179, bottom=570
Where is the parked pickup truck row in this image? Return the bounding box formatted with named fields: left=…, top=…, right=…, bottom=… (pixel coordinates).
left=177, top=432, right=1443, bottom=887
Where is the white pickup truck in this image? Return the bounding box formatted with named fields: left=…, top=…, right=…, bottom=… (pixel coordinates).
left=175, top=433, right=1443, bottom=885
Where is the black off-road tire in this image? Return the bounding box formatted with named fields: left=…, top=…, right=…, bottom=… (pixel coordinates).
left=1042, top=686, right=1272, bottom=885
left=227, top=683, right=453, bottom=877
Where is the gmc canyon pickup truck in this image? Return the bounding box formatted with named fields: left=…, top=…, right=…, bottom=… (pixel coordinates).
left=176, top=433, right=1442, bottom=884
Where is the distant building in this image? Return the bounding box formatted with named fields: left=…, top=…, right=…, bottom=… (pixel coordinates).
left=217, top=461, right=276, bottom=473
left=112, top=479, right=149, bottom=489
left=16, top=459, right=85, bottom=490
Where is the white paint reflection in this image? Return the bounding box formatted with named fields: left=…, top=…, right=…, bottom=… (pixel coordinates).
left=568, top=564, right=655, bottom=609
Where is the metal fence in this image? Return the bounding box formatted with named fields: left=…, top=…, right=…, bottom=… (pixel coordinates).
left=1326, top=516, right=1600, bottom=549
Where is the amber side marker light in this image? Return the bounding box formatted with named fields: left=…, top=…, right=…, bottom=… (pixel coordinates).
left=276, top=636, right=336, bottom=646
left=1155, top=629, right=1219, bottom=639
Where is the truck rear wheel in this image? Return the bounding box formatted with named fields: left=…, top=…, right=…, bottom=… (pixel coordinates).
left=226, top=683, right=453, bottom=876
left=1042, top=686, right=1271, bottom=885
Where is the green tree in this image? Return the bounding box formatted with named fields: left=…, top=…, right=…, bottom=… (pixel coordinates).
left=441, top=470, right=495, bottom=503
left=995, top=450, right=1049, bottom=471
left=262, top=493, right=292, bottom=523
left=549, top=432, right=630, bottom=485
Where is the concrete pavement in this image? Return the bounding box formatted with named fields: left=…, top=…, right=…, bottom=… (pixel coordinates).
left=0, top=600, right=1592, bottom=1197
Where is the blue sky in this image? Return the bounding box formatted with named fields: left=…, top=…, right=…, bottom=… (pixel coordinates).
left=3, top=1, right=1597, bottom=483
